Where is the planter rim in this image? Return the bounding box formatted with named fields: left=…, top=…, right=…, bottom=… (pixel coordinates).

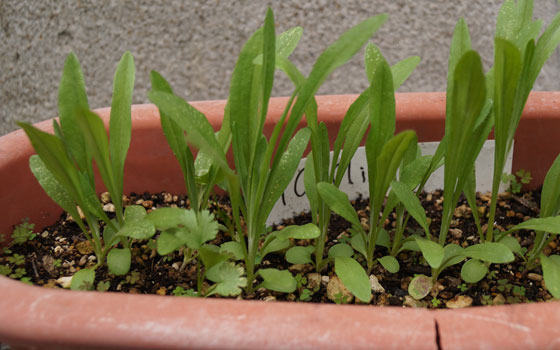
left=2, top=91, right=560, bottom=349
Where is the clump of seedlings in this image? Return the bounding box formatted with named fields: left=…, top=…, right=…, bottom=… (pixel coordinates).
left=3, top=0, right=560, bottom=307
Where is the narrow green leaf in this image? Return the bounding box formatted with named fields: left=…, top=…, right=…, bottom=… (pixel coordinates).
left=508, top=216, right=560, bottom=234
left=277, top=27, right=303, bottom=58
left=461, top=258, right=488, bottom=283
left=335, top=256, right=371, bottom=302
left=258, top=268, right=297, bottom=293
left=391, top=56, right=421, bottom=90
left=275, top=223, right=320, bottom=241
left=261, top=127, right=311, bottom=218
left=107, top=248, right=131, bottom=276
left=541, top=153, right=560, bottom=217
left=378, top=255, right=399, bottom=273
left=109, top=52, right=135, bottom=204
left=351, top=234, right=367, bottom=258
left=58, top=52, right=91, bottom=176
left=304, top=152, right=319, bottom=220
left=276, top=14, right=387, bottom=160
left=285, top=246, right=314, bottom=265
left=317, top=182, right=361, bottom=227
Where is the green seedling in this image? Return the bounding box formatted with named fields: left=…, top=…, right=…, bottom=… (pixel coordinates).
left=501, top=169, right=532, bottom=194
left=18, top=52, right=156, bottom=290
left=146, top=207, right=246, bottom=297
left=96, top=281, right=111, bottom=292
left=173, top=286, right=197, bottom=297
left=11, top=218, right=36, bottom=245
left=485, top=0, right=560, bottom=242
left=149, top=8, right=391, bottom=294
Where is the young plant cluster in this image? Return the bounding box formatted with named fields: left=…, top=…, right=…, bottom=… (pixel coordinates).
left=11, top=0, right=560, bottom=302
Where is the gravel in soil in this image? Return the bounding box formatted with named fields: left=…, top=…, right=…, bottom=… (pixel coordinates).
left=1, top=189, right=557, bottom=308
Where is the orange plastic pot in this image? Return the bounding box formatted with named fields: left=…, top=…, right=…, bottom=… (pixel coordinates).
left=1, top=93, right=560, bottom=349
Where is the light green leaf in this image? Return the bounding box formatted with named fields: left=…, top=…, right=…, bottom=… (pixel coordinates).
left=198, top=244, right=228, bottom=269
left=408, top=274, right=432, bottom=300
left=378, top=255, right=399, bottom=273
left=317, top=182, right=361, bottom=227
left=440, top=243, right=466, bottom=270
left=261, top=127, right=311, bottom=218
left=70, top=268, right=95, bottom=291
left=109, top=51, right=135, bottom=205
left=258, top=268, right=297, bottom=293
left=498, top=236, right=524, bottom=257
left=107, top=248, right=131, bottom=276
left=328, top=243, right=354, bottom=258
left=124, top=205, right=147, bottom=223
left=206, top=261, right=247, bottom=297
left=117, top=219, right=155, bottom=240
left=285, top=246, right=315, bottom=265
left=277, top=27, right=303, bottom=58
left=351, top=234, right=367, bottom=258
left=391, top=181, right=430, bottom=235
left=509, top=216, right=560, bottom=234
left=57, top=52, right=91, bottom=177
left=461, top=258, right=488, bottom=283
left=275, top=223, right=320, bottom=241
left=146, top=207, right=192, bottom=231
left=376, top=228, right=391, bottom=249
left=541, top=254, right=560, bottom=299
left=541, top=153, right=560, bottom=217
left=335, top=256, right=371, bottom=302
left=157, top=231, right=182, bottom=255
left=415, top=237, right=444, bottom=268
left=219, top=241, right=244, bottom=260
left=461, top=242, right=514, bottom=263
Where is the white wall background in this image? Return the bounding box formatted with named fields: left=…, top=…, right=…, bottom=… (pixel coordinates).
left=1, top=0, right=559, bottom=135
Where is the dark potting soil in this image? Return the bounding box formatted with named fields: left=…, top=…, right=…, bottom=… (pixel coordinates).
left=0, top=189, right=556, bottom=308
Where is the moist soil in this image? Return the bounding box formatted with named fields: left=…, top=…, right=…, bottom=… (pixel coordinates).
left=1, top=189, right=556, bottom=308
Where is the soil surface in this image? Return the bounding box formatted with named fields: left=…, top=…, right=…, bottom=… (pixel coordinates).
left=1, top=189, right=557, bottom=308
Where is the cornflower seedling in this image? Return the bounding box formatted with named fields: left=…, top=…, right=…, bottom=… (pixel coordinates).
left=485, top=0, right=560, bottom=242
left=304, top=42, right=420, bottom=272
left=18, top=52, right=156, bottom=290
left=149, top=9, right=390, bottom=294
left=409, top=19, right=515, bottom=299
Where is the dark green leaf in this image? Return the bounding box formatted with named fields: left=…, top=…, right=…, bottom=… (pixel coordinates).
left=317, top=182, right=361, bottom=227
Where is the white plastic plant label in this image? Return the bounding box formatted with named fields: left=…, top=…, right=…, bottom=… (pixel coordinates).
left=267, top=140, right=513, bottom=226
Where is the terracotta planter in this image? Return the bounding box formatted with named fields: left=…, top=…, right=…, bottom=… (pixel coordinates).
left=1, top=92, right=560, bottom=349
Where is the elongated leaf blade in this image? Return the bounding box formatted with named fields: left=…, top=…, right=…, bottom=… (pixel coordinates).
left=541, top=153, right=560, bottom=217
left=109, top=52, right=135, bottom=203
left=541, top=254, right=560, bottom=298
left=415, top=237, right=444, bottom=269
left=509, top=216, right=560, bottom=234
left=58, top=53, right=91, bottom=176
left=261, top=127, right=311, bottom=218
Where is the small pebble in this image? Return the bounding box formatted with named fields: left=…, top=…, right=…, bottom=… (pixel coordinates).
left=445, top=295, right=473, bottom=309
left=549, top=241, right=558, bottom=249
left=101, top=192, right=111, bottom=204
left=76, top=241, right=94, bottom=255
left=142, top=200, right=154, bottom=209
left=41, top=231, right=49, bottom=238
left=56, top=276, right=73, bottom=289
left=103, top=203, right=115, bottom=213
left=492, top=294, right=506, bottom=305
left=404, top=295, right=427, bottom=308
left=263, top=296, right=276, bottom=302
left=528, top=273, right=543, bottom=282
left=163, top=193, right=173, bottom=203
left=78, top=255, right=87, bottom=267
left=306, top=273, right=321, bottom=290
left=172, top=262, right=181, bottom=271
left=449, top=228, right=463, bottom=239
left=369, top=275, right=385, bottom=294
left=327, top=276, right=353, bottom=304
left=156, top=287, right=167, bottom=296
left=321, top=275, right=330, bottom=285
